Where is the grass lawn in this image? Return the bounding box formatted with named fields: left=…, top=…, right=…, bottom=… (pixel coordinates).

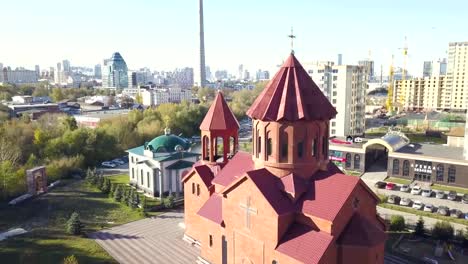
left=343, top=170, right=362, bottom=177
left=0, top=179, right=146, bottom=264
left=431, top=184, right=468, bottom=195
left=379, top=203, right=468, bottom=226
left=385, top=177, right=412, bottom=185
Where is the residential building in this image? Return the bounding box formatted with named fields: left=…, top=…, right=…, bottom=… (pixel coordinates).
left=255, top=69, right=270, bottom=81
left=173, top=67, right=194, bottom=89
left=394, top=76, right=446, bottom=110
left=102, top=52, right=129, bottom=89
left=94, top=64, right=102, bottom=79
left=423, top=59, right=447, bottom=78
left=1, top=68, right=38, bottom=84
left=358, top=59, right=374, bottom=81
left=444, top=42, right=468, bottom=110
left=183, top=54, right=385, bottom=264
left=127, top=128, right=199, bottom=198
left=423, top=61, right=432, bottom=77
left=34, top=65, right=40, bottom=77
left=62, top=60, right=71, bottom=73
left=141, top=87, right=192, bottom=107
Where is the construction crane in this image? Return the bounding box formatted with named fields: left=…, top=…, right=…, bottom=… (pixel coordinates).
left=397, top=36, right=409, bottom=110
left=386, top=55, right=395, bottom=114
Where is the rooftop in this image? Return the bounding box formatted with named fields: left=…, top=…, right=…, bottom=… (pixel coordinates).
left=199, top=91, right=239, bottom=131
left=395, top=143, right=466, bottom=161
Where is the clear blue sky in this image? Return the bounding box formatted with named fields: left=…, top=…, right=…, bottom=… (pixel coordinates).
left=1, top=0, right=467, bottom=76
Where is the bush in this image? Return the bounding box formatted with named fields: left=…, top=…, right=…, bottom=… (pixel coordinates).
left=66, top=212, right=83, bottom=235
left=432, top=221, right=454, bottom=241
left=109, top=183, right=115, bottom=198
left=414, top=216, right=425, bottom=236
left=163, top=195, right=175, bottom=209
left=63, top=255, right=79, bottom=264
left=101, top=178, right=110, bottom=194
left=46, top=155, right=85, bottom=182
left=389, top=215, right=405, bottom=231
left=113, top=185, right=123, bottom=202
left=141, top=196, right=147, bottom=211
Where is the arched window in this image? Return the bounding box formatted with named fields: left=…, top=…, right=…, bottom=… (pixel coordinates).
left=436, top=164, right=444, bottom=182
left=196, top=184, right=200, bottom=196
left=297, top=141, right=304, bottom=158
left=448, top=166, right=456, bottom=183
left=272, top=261, right=278, bottom=264
left=392, top=159, right=400, bottom=175
left=402, top=160, right=410, bottom=177
left=354, top=154, right=360, bottom=169
left=267, top=137, right=272, bottom=156
left=311, top=139, right=315, bottom=157
left=322, top=137, right=328, bottom=157
left=192, top=182, right=195, bottom=194
left=281, top=132, right=288, bottom=161
left=312, top=138, right=318, bottom=157
left=147, top=172, right=150, bottom=188
left=132, top=168, right=135, bottom=179
left=345, top=153, right=351, bottom=168
left=256, top=129, right=261, bottom=158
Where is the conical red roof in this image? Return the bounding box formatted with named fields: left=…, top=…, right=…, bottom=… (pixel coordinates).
left=247, top=53, right=337, bottom=121
left=200, top=91, right=240, bottom=131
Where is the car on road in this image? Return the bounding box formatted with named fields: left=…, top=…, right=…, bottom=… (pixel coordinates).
left=435, top=190, right=445, bottom=199
left=385, top=182, right=396, bottom=190
left=448, top=191, right=457, bottom=201
left=437, top=206, right=450, bottom=216
left=121, top=156, right=129, bottom=163
left=374, top=181, right=386, bottom=189
left=465, top=213, right=468, bottom=220
left=388, top=195, right=401, bottom=204
left=399, top=198, right=412, bottom=206
left=411, top=186, right=422, bottom=195
left=462, top=194, right=468, bottom=204
left=423, top=204, right=434, bottom=212
left=112, top=159, right=125, bottom=165
left=412, top=200, right=424, bottom=210
left=421, top=189, right=432, bottom=197
left=101, top=161, right=116, bottom=168
left=400, top=184, right=410, bottom=192
left=450, top=209, right=463, bottom=218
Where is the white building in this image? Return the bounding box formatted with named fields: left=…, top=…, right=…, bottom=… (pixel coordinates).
left=444, top=42, right=468, bottom=110
left=141, top=87, right=192, bottom=107
left=127, top=128, right=199, bottom=198
left=305, top=63, right=367, bottom=137
left=1, top=68, right=38, bottom=84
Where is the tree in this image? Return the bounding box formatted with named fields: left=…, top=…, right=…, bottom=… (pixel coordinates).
left=51, top=88, right=65, bottom=102
left=432, top=221, right=454, bottom=241
left=109, top=183, right=115, bottom=198
left=63, top=255, right=79, bottom=264
left=62, top=116, right=78, bottom=131
left=141, top=195, right=147, bottom=211
left=135, top=93, right=143, bottom=104
left=113, top=185, right=123, bottom=202
left=389, top=215, right=405, bottom=231
left=414, top=216, right=425, bottom=236
left=101, top=178, right=110, bottom=194
left=163, top=195, right=175, bottom=209
left=66, top=212, right=83, bottom=235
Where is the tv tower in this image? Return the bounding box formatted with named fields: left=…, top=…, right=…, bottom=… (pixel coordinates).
left=198, top=0, right=207, bottom=87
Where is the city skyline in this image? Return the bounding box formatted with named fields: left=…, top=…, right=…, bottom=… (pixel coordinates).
left=1, top=0, right=468, bottom=76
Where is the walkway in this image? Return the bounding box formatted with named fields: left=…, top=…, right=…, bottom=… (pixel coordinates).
left=89, top=211, right=199, bottom=264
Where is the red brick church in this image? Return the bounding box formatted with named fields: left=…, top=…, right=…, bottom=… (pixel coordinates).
left=182, top=53, right=386, bottom=264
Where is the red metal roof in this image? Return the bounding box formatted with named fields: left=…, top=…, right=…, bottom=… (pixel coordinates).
left=200, top=91, right=240, bottom=131
left=278, top=173, right=308, bottom=200
left=337, top=213, right=387, bottom=246
left=212, top=151, right=254, bottom=187
left=197, top=193, right=224, bottom=226
left=246, top=53, right=337, bottom=121
left=276, top=223, right=333, bottom=264
left=182, top=164, right=214, bottom=189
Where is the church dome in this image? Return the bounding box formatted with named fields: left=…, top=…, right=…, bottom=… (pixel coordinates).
left=146, top=132, right=191, bottom=153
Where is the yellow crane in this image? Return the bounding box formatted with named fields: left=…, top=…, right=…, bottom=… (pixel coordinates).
left=397, top=36, right=409, bottom=110
left=386, top=55, right=394, bottom=114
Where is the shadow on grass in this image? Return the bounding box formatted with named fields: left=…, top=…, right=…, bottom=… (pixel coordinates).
left=90, top=231, right=141, bottom=240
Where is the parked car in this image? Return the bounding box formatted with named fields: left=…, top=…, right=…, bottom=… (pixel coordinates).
left=412, top=200, right=424, bottom=210
left=388, top=195, right=401, bottom=204
left=423, top=204, right=434, bottom=212
left=400, top=184, right=410, bottom=192
left=435, top=190, right=445, bottom=199
left=400, top=198, right=412, bottom=206
left=411, top=186, right=422, bottom=195
left=374, top=181, right=386, bottom=189
left=385, top=182, right=396, bottom=190
left=447, top=191, right=457, bottom=201
left=421, top=189, right=432, bottom=197
left=121, top=156, right=129, bottom=163
left=462, top=194, right=468, bottom=204
left=101, top=161, right=116, bottom=168
left=465, top=213, right=468, bottom=220
left=112, top=159, right=125, bottom=165
left=450, top=209, right=463, bottom=218
left=437, top=206, right=450, bottom=216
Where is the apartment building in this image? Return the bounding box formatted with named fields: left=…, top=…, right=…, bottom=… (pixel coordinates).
left=395, top=76, right=446, bottom=110
left=444, top=42, right=468, bottom=110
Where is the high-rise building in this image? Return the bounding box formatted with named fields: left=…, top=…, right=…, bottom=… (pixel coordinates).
left=57, top=62, right=62, bottom=72
left=197, top=0, right=207, bottom=87
left=128, top=71, right=137, bottom=88
left=423, top=61, right=432, bottom=77
left=358, top=60, right=374, bottom=81
left=444, top=42, right=468, bottom=110
left=337, top=54, right=343, bottom=65
left=35, top=65, right=40, bottom=77
left=395, top=76, right=446, bottom=110
left=243, top=69, right=250, bottom=80
left=304, top=61, right=334, bottom=99
left=62, top=60, right=71, bottom=73
left=94, top=64, right=102, bottom=79
left=102, top=52, right=129, bottom=89
left=423, top=59, right=447, bottom=78
left=1, top=68, right=38, bottom=84
left=256, top=70, right=270, bottom=81
left=238, top=64, right=244, bottom=80
left=173, top=67, right=194, bottom=89
left=215, top=70, right=228, bottom=80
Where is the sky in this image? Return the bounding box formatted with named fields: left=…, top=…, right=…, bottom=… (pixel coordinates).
left=1, top=0, right=468, bottom=77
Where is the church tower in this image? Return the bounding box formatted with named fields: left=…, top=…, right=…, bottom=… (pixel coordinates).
left=246, top=53, right=337, bottom=179
left=199, top=91, right=239, bottom=166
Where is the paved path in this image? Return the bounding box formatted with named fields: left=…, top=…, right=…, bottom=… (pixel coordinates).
left=90, top=211, right=199, bottom=264
left=377, top=207, right=467, bottom=231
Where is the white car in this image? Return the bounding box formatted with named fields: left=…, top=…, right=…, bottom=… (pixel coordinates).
left=101, top=161, right=116, bottom=168
left=411, top=186, right=422, bottom=195
left=400, top=184, right=410, bottom=192
left=112, top=159, right=125, bottom=165
left=423, top=204, right=434, bottom=212
left=400, top=198, right=412, bottom=206
left=421, top=189, right=432, bottom=197
left=412, top=200, right=424, bottom=210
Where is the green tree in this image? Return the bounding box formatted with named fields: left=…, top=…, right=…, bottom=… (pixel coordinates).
left=51, top=88, right=65, bottom=102
left=389, top=215, right=405, bottom=231
left=109, top=183, right=116, bottom=198
left=432, top=221, right=454, bottom=241
left=63, top=255, right=79, bottom=264
left=163, top=195, right=175, bottom=209
left=66, top=212, right=83, bottom=235
left=113, top=185, right=123, bottom=202
left=135, top=93, right=143, bottom=104
left=414, top=216, right=425, bottom=236
left=101, top=178, right=110, bottom=194
left=62, top=116, right=78, bottom=131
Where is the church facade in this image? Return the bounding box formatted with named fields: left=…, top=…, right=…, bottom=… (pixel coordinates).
left=183, top=53, right=386, bottom=264
left=127, top=128, right=199, bottom=198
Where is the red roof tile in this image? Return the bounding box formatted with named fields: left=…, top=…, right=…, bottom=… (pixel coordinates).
left=182, top=164, right=214, bottom=189
left=247, top=54, right=337, bottom=121
left=278, top=173, right=308, bottom=200
left=296, top=172, right=360, bottom=221
left=212, top=151, right=254, bottom=187
left=276, top=223, right=333, bottom=264
left=337, top=213, right=387, bottom=247
left=200, top=91, right=240, bottom=131
left=197, top=193, right=224, bottom=226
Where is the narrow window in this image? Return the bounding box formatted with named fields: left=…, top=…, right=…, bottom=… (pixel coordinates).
left=436, top=164, right=444, bottom=182
left=354, top=154, right=360, bottom=169
left=209, top=235, right=213, bottom=247
left=192, top=182, right=195, bottom=194
left=322, top=137, right=328, bottom=157
left=147, top=172, right=150, bottom=188
left=257, top=136, right=262, bottom=157
left=297, top=142, right=304, bottom=158
left=196, top=184, right=200, bottom=196
left=402, top=160, right=410, bottom=177
left=345, top=153, right=351, bottom=168
left=311, top=139, right=316, bottom=157
left=392, top=159, right=400, bottom=175
left=141, top=169, right=144, bottom=185
left=281, top=135, right=288, bottom=160
left=448, top=166, right=456, bottom=183
left=267, top=138, right=272, bottom=156
left=132, top=168, right=135, bottom=179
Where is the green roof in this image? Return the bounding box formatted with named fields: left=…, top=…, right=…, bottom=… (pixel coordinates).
left=127, top=146, right=144, bottom=156
left=155, top=152, right=199, bottom=162
left=165, top=160, right=195, bottom=170
left=146, top=134, right=191, bottom=153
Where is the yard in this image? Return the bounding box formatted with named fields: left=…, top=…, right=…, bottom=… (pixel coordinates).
left=385, top=177, right=412, bottom=185
left=0, top=179, right=147, bottom=264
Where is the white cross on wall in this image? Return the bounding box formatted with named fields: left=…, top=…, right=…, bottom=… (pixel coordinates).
left=239, top=196, right=257, bottom=229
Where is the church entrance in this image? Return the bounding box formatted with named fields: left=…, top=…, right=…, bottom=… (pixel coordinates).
left=364, top=143, right=388, bottom=172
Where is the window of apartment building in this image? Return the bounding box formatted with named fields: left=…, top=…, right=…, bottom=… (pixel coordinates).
left=333, top=76, right=338, bottom=81
left=333, top=91, right=337, bottom=96
left=332, top=99, right=336, bottom=104
left=331, top=121, right=336, bottom=127
left=333, top=83, right=337, bottom=89
left=332, top=69, right=338, bottom=73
